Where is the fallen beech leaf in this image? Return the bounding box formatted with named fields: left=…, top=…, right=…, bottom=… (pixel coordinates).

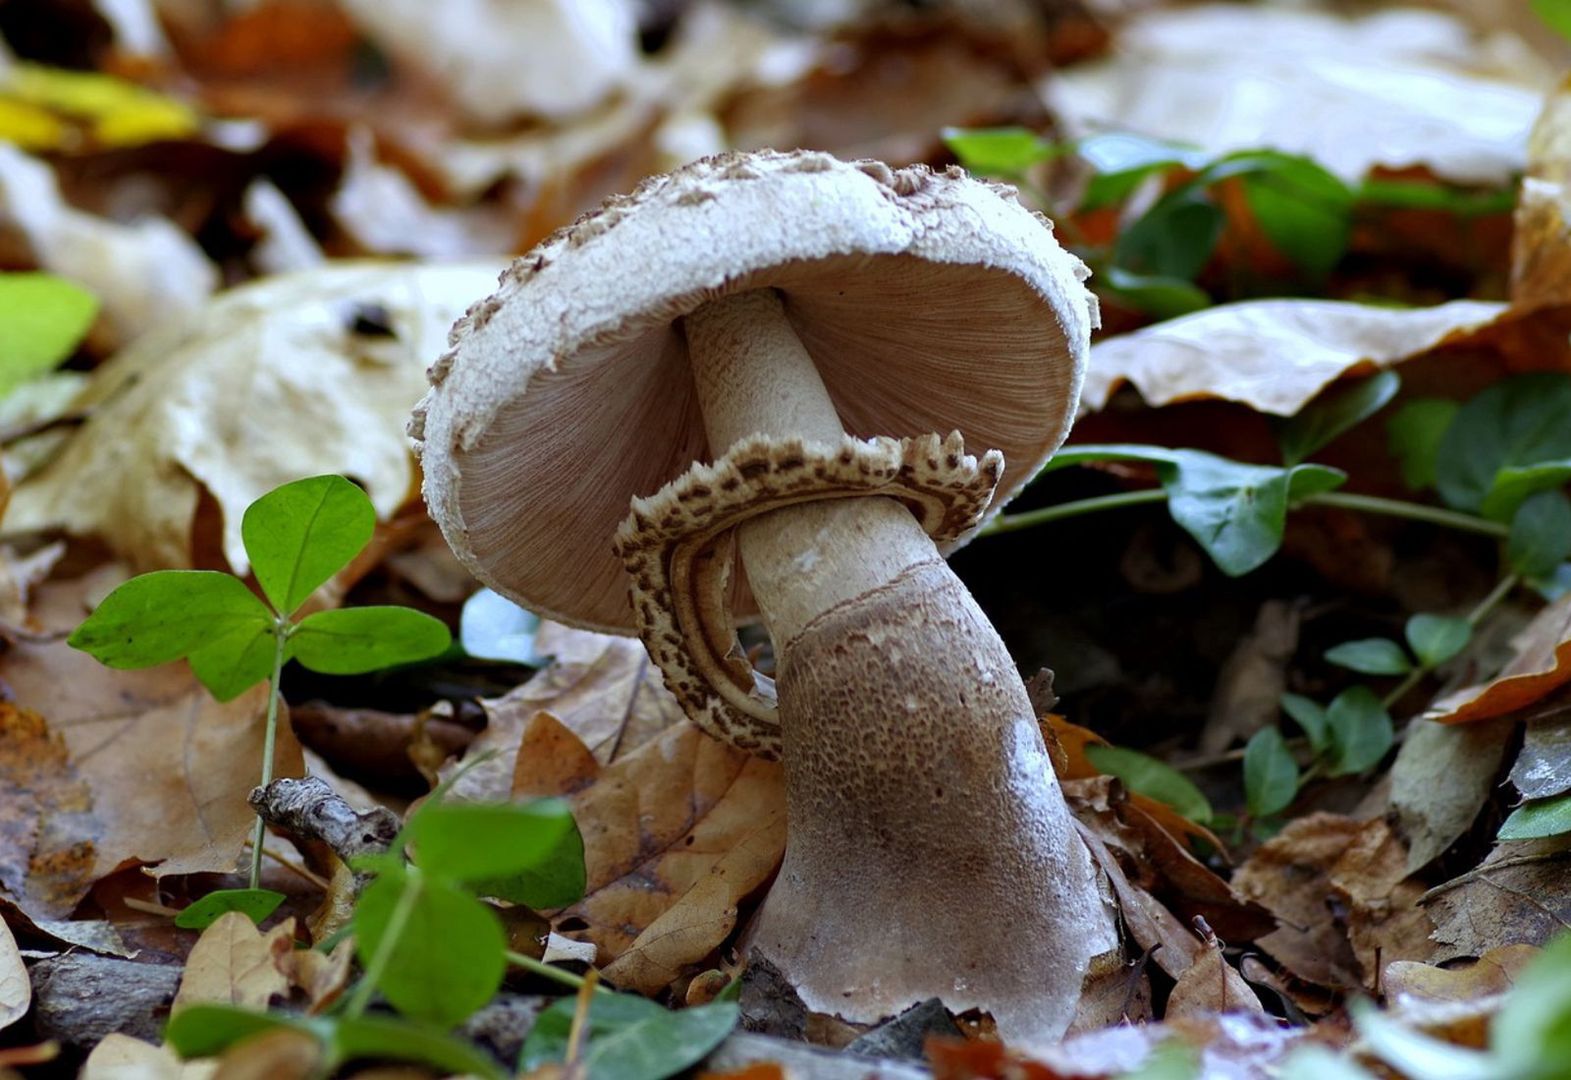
left=0, top=916, right=25, bottom=1031
left=0, top=574, right=301, bottom=917
left=1425, top=836, right=1571, bottom=962
left=1427, top=590, right=1571, bottom=724
left=0, top=144, right=216, bottom=348
left=212, top=1026, right=323, bottom=1080
left=173, top=912, right=293, bottom=1012
left=1509, top=694, right=1571, bottom=799
left=1165, top=936, right=1264, bottom=1019
left=1047, top=6, right=1542, bottom=187
left=512, top=712, right=603, bottom=797
left=1079, top=297, right=1503, bottom=416
left=4, top=261, right=505, bottom=575
left=446, top=622, right=685, bottom=803
left=281, top=936, right=353, bottom=1011
left=1384, top=944, right=1540, bottom=1006
left=1233, top=813, right=1366, bottom=990
left=81, top=1034, right=217, bottom=1080
left=1329, top=819, right=1435, bottom=982
left=544, top=720, right=785, bottom=988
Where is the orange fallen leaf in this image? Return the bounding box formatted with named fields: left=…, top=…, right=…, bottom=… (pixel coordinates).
left=698, top=1065, right=786, bottom=1080
left=1426, top=590, right=1571, bottom=724
left=531, top=720, right=785, bottom=993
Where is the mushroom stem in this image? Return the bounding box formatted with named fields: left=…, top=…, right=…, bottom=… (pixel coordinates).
left=681, top=289, right=1115, bottom=1039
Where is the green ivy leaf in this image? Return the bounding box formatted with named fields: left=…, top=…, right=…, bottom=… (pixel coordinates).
left=165, top=1004, right=322, bottom=1059
left=1508, top=491, right=1571, bottom=580
left=1324, top=638, right=1413, bottom=676
left=1405, top=614, right=1472, bottom=668
left=1481, top=460, right=1571, bottom=522
left=1388, top=399, right=1460, bottom=492
left=1278, top=370, right=1401, bottom=466
left=1280, top=693, right=1331, bottom=754
left=1097, top=267, right=1211, bottom=319
left=1326, top=687, right=1394, bottom=776
left=1077, top=132, right=1207, bottom=210
left=332, top=1014, right=508, bottom=1080
left=67, top=571, right=272, bottom=670
left=291, top=607, right=452, bottom=675
left=1533, top=0, right=1571, bottom=43
left=187, top=621, right=280, bottom=702
left=353, top=871, right=506, bottom=1027
left=1084, top=744, right=1212, bottom=823
left=407, top=799, right=586, bottom=908
left=243, top=475, right=376, bottom=617
left=1206, top=151, right=1353, bottom=277
left=1490, top=931, right=1571, bottom=1077
left=1114, top=187, right=1224, bottom=282
left=1498, top=792, right=1571, bottom=841
left=1244, top=728, right=1299, bottom=819
left=940, top=126, right=1058, bottom=176
left=0, top=272, right=98, bottom=397
left=519, top=992, right=740, bottom=1080
left=174, top=888, right=286, bottom=930
left=1434, top=374, right=1571, bottom=516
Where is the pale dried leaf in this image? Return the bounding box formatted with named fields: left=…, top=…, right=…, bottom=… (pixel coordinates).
left=0, top=916, right=25, bottom=1031
left=1384, top=943, right=1540, bottom=1007
left=1201, top=600, right=1299, bottom=755
left=281, top=936, right=353, bottom=1011
left=1047, top=6, right=1542, bottom=186
left=1329, top=819, right=1435, bottom=982
left=447, top=622, right=685, bottom=803
left=82, top=1033, right=218, bottom=1080
left=172, top=912, right=293, bottom=1013
left=1428, top=591, right=1571, bottom=724
left=4, top=261, right=505, bottom=574
left=1165, top=938, right=1264, bottom=1019
left=549, top=721, right=785, bottom=982
left=1390, top=718, right=1513, bottom=874
left=1509, top=693, right=1571, bottom=799
left=1512, top=74, right=1571, bottom=311
left=210, top=1027, right=322, bottom=1080
left=1080, top=298, right=1502, bottom=416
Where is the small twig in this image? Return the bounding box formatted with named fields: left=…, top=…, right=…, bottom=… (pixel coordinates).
left=249, top=776, right=400, bottom=866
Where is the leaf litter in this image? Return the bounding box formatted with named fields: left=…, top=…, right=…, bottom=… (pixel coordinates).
left=6, top=2, right=1571, bottom=1078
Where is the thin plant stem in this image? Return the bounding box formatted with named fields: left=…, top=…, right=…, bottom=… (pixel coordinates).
left=984, top=486, right=1511, bottom=540
left=505, top=950, right=609, bottom=994
left=248, top=624, right=291, bottom=891
left=343, top=869, right=424, bottom=1018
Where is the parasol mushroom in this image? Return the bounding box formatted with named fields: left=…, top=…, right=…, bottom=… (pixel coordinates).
left=412, top=149, right=1118, bottom=1039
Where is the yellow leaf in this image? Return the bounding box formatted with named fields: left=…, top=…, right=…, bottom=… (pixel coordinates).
left=0, top=97, right=66, bottom=151
left=7, top=63, right=199, bottom=147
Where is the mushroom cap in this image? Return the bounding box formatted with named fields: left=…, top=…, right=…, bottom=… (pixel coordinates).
left=412, top=149, right=1098, bottom=634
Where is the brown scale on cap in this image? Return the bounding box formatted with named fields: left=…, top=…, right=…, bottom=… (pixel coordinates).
left=615, top=431, right=1003, bottom=760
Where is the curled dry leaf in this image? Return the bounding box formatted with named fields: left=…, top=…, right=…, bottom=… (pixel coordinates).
left=1511, top=74, right=1571, bottom=312
left=172, top=912, right=294, bottom=1013
left=0, top=916, right=25, bottom=1032
left=1046, top=5, right=1542, bottom=186
left=1384, top=943, right=1540, bottom=1006
left=0, top=575, right=301, bottom=918
left=517, top=714, right=785, bottom=994
left=4, top=261, right=505, bottom=574
left=1079, top=297, right=1503, bottom=416
left=1165, top=933, right=1264, bottom=1019
left=1427, top=590, right=1571, bottom=724
left=445, top=621, right=686, bottom=804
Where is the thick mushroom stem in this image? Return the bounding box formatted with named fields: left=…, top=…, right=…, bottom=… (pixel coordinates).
left=682, top=289, right=1115, bottom=1039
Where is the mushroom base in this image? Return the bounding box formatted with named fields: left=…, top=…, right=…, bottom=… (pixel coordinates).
left=747, top=559, right=1118, bottom=1041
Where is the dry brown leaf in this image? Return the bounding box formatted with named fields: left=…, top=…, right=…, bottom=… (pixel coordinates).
left=1165, top=937, right=1264, bottom=1019
left=211, top=1026, right=323, bottom=1080
left=1426, top=836, right=1571, bottom=962
left=543, top=720, right=785, bottom=990
left=1384, top=943, right=1540, bottom=1006
left=4, top=261, right=504, bottom=574
left=1510, top=692, right=1571, bottom=799
left=1079, top=297, right=1503, bottom=416
left=512, top=712, right=604, bottom=797
left=280, top=936, right=353, bottom=1012
left=81, top=1034, right=218, bottom=1080
left=0, top=573, right=302, bottom=917
left=1201, top=600, right=1299, bottom=755
left=0, top=916, right=25, bottom=1032
left=1233, top=813, right=1366, bottom=990
left=1046, top=6, right=1542, bottom=187
left=173, top=912, right=293, bottom=1013
left=446, top=621, right=685, bottom=803
left=1389, top=717, right=1514, bottom=874
left=1512, top=75, right=1571, bottom=312
left=1329, top=818, right=1435, bottom=982
left=1428, top=590, right=1571, bottom=724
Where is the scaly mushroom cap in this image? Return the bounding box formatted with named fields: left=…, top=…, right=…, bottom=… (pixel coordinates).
left=412, top=148, right=1098, bottom=633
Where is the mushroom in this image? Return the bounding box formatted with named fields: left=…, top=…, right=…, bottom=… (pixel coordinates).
left=412, top=149, right=1118, bottom=1039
